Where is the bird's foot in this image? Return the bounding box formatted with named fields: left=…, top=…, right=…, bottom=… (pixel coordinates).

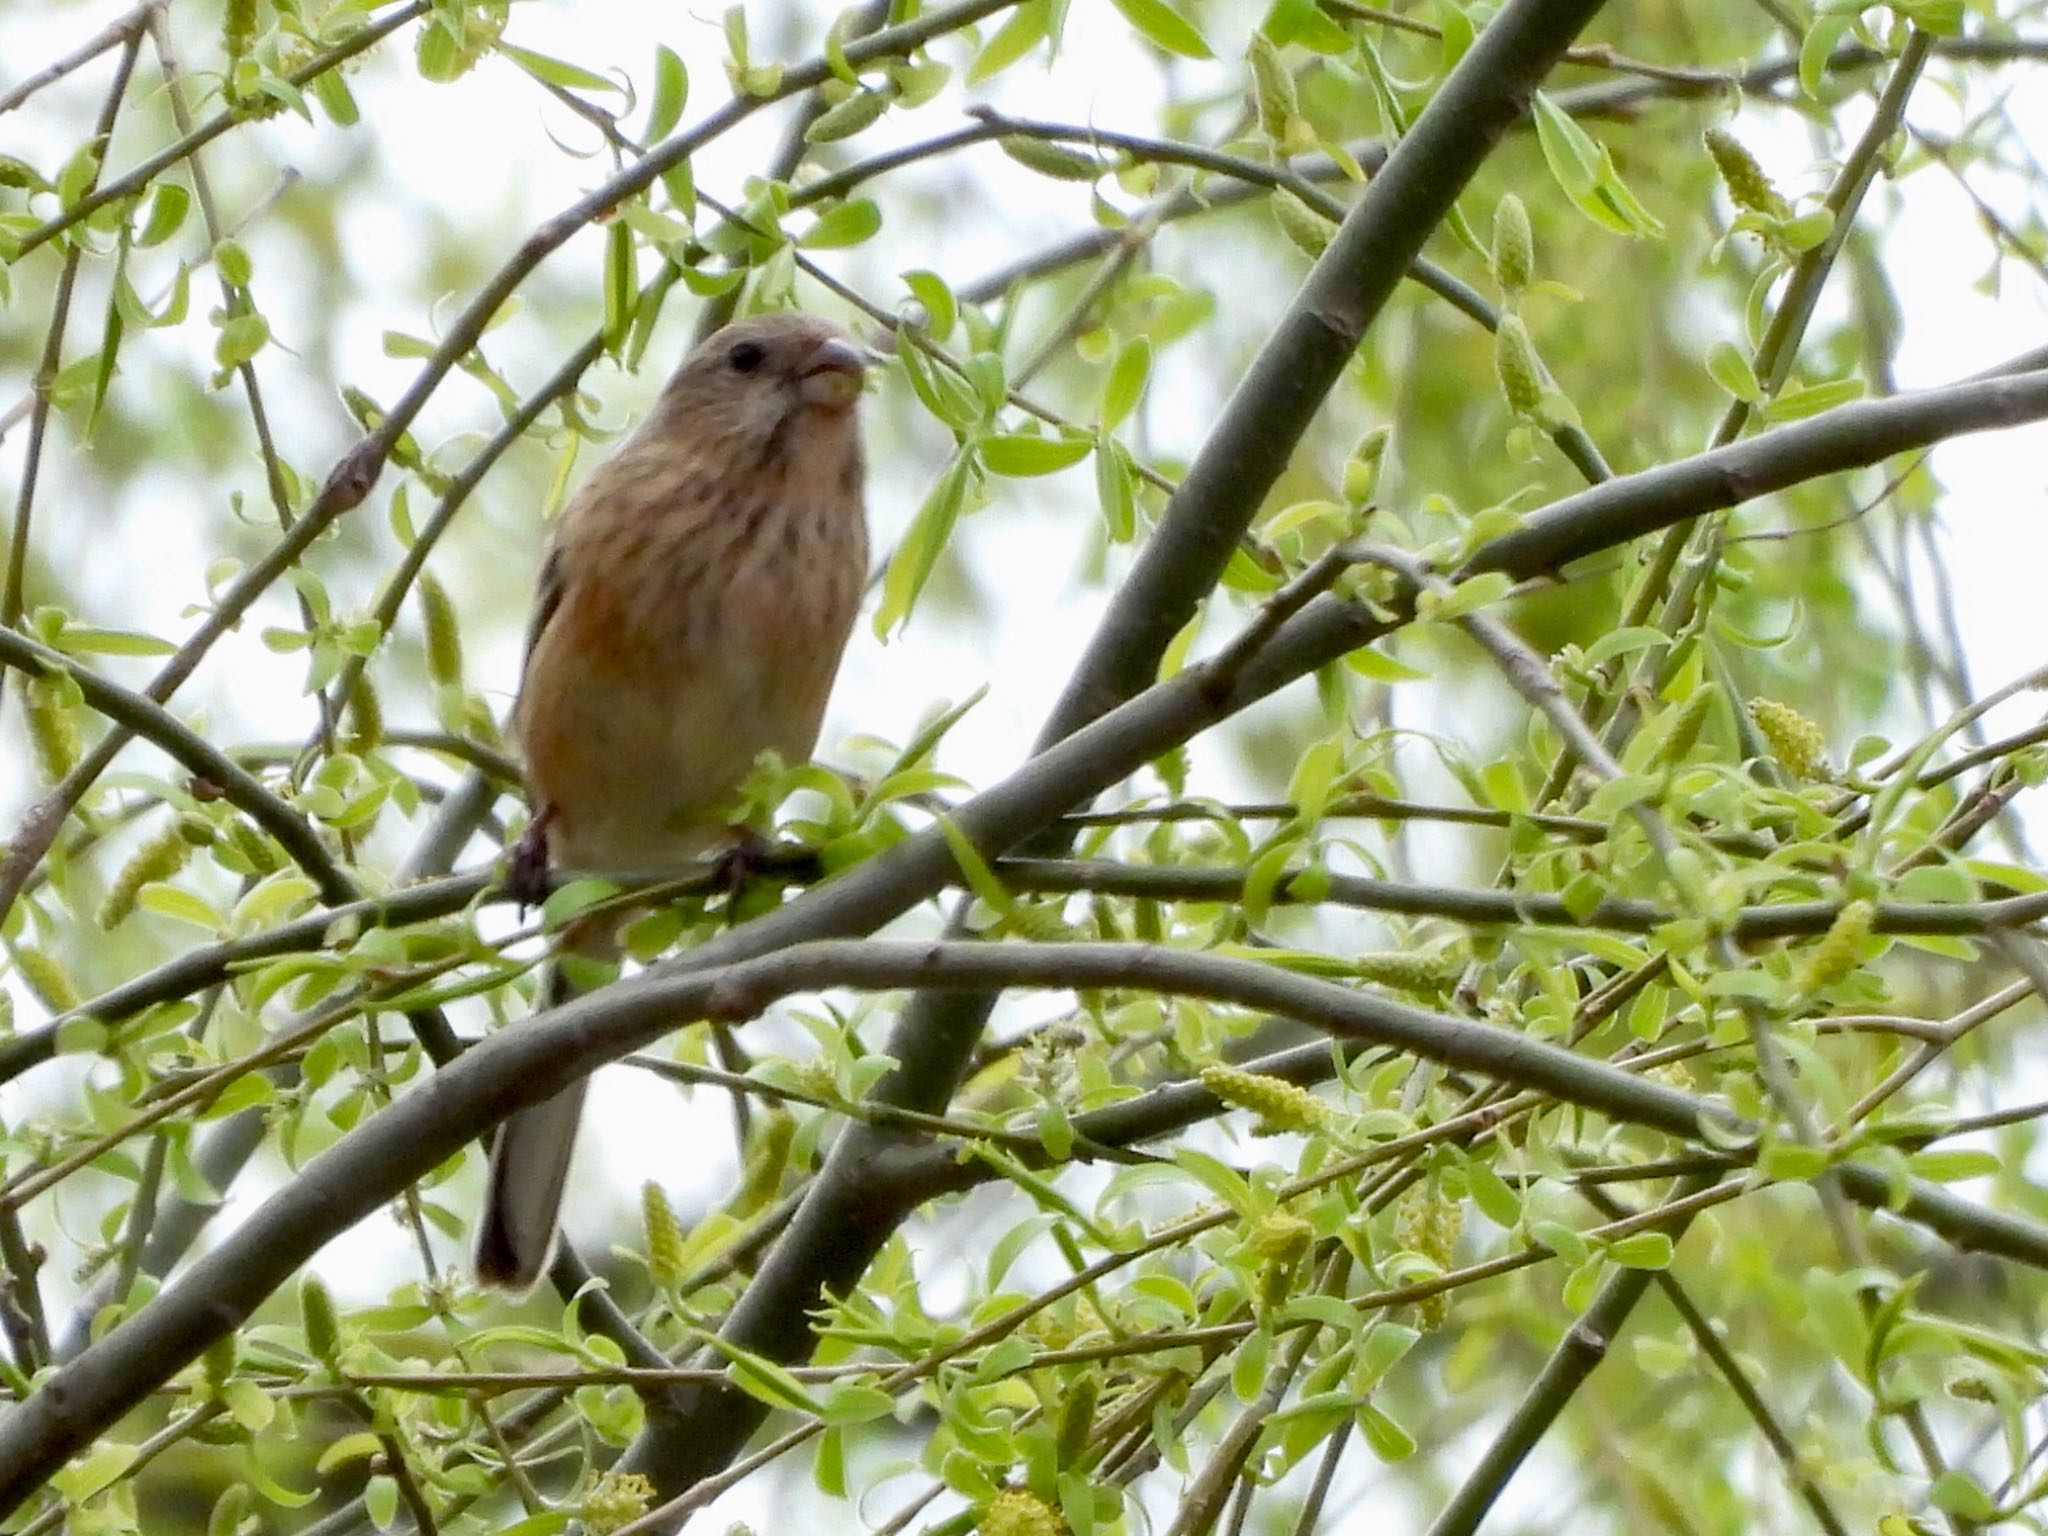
left=506, top=812, right=554, bottom=914
left=710, top=828, right=821, bottom=918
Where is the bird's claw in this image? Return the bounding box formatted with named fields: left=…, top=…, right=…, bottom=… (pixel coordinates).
left=507, top=814, right=553, bottom=914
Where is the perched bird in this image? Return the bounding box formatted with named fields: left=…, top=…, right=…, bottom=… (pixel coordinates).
left=475, top=311, right=871, bottom=1292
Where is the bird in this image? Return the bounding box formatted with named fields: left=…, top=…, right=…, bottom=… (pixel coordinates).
left=474, top=311, right=871, bottom=1292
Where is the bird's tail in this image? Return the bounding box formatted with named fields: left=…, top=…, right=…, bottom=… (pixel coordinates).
left=475, top=958, right=589, bottom=1293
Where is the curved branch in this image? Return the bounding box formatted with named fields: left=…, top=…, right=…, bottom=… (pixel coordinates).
left=5, top=935, right=2044, bottom=1512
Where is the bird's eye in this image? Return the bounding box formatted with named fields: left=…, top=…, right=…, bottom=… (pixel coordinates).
left=727, top=341, right=766, bottom=374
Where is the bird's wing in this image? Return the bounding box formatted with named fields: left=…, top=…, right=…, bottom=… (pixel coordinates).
left=518, top=544, right=566, bottom=697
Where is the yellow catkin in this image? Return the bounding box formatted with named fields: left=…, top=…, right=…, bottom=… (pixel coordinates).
left=97, top=821, right=194, bottom=928
left=805, top=88, right=891, bottom=143
left=418, top=573, right=463, bottom=688
left=1271, top=190, right=1335, bottom=257
left=300, top=1274, right=341, bottom=1368
left=981, top=1487, right=1067, bottom=1536
left=999, top=137, right=1104, bottom=182
left=1254, top=1208, right=1314, bottom=1308
left=580, top=1472, right=656, bottom=1534
left=1493, top=313, right=1545, bottom=416
left=1747, top=697, right=1829, bottom=780
left=1704, top=128, right=1791, bottom=219
left=642, top=1181, right=685, bottom=1286
left=1491, top=193, right=1533, bottom=294
left=13, top=947, right=78, bottom=1013
left=1201, top=1064, right=1333, bottom=1134
left=1247, top=35, right=1298, bottom=144
left=1353, top=950, right=1462, bottom=994
left=22, top=673, right=80, bottom=784
left=1397, top=1193, right=1464, bottom=1329
left=1801, top=899, right=1874, bottom=991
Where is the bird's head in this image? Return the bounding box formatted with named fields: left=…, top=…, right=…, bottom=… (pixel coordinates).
left=649, top=312, right=870, bottom=460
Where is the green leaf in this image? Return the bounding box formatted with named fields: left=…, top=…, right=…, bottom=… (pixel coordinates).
left=1761, top=377, right=1865, bottom=422
left=136, top=884, right=224, bottom=930
left=1530, top=93, right=1663, bottom=237
left=1529, top=1219, right=1589, bottom=1264
left=1929, top=1471, right=1997, bottom=1521
left=136, top=184, right=190, bottom=247
left=1465, top=1161, right=1522, bottom=1227
left=902, top=270, right=956, bottom=339
left=875, top=447, right=978, bottom=636
left=645, top=44, right=687, bottom=139
left=1606, top=1232, right=1674, bottom=1269
left=800, top=198, right=882, bottom=250
left=1906, top=1148, right=1999, bottom=1182
left=979, top=433, right=1091, bottom=476
left=1100, top=336, right=1151, bottom=429
left=1356, top=1401, right=1416, bottom=1460
left=970, top=0, right=1052, bottom=82
left=500, top=42, right=621, bottom=95
left=935, top=812, right=1014, bottom=919
left=1706, top=341, right=1760, bottom=402
left=1799, top=13, right=1855, bottom=99
left=820, top=1381, right=895, bottom=1425
left=1110, top=0, right=1212, bottom=58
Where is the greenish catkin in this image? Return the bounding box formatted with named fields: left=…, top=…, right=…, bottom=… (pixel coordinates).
left=999, top=136, right=1104, bottom=181
left=300, top=1274, right=341, bottom=1369
left=805, top=88, right=891, bottom=143
left=1054, top=1374, right=1099, bottom=1469
left=342, top=676, right=384, bottom=755
left=97, top=821, right=194, bottom=928
left=418, top=573, right=463, bottom=688
left=202, top=1335, right=236, bottom=1396
left=1704, top=127, right=1791, bottom=219
left=1354, top=950, right=1462, bottom=994
left=22, top=672, right=80, bottom=784
left=222, top=0, right=257, bottom=65
left=1003, top=900, right=1081, bottom=942
left=13, top=947, right=78, bottom=1013
left=1801, top=899, right=1873, bottom=991
left=642, top=1181, right=685, bottom=1286
left=1493, top=313, right=1545, bottom=416
left=1491, top=193, right=1533, bottom=293
left=1747, top=697, right=1829, bottom=780
left=1271, top=189, right=1335, bottom=257
left=1247, top=35, right=1298, bottom=143
left=1656, top=683, right=1718, bottom=768
left=223, top=817, right=282, bottom=875
left=1343, top=426, right=1391, bottom=505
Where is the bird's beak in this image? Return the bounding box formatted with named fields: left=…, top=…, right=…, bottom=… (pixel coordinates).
left=796, top=336, right=868, bottom=409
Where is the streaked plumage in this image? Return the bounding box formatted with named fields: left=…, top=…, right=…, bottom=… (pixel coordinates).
left=475, top=312, right=869, bottom=1292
